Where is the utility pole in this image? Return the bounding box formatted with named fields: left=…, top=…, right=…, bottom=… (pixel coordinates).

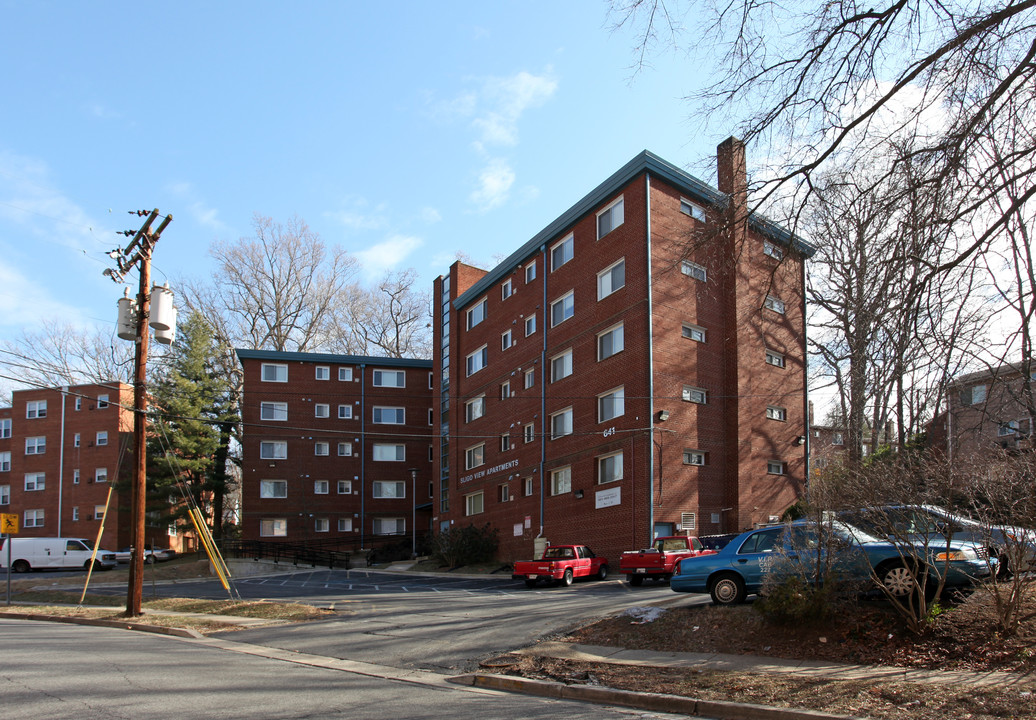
left=104, top=209, right=173, bottom=617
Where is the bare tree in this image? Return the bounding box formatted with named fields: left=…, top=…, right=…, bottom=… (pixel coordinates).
left=326, top=269, right=432, bottom=359
left=0, top=320, right=133, bottom=392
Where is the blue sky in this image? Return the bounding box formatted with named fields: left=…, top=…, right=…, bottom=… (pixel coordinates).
left=0, top=2, right=729, bottom=384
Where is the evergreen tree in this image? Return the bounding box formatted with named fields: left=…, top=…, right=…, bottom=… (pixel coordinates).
left=146, top=310, right=239, bottom=539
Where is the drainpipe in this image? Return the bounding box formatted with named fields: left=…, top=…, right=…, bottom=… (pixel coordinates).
left=58, top=388, right=67, bottom=537
left=645, top=173, right=655, bottom=545
left=360, top=364, right=366, bottom=549
left=538, top=244, right=547, bottom=538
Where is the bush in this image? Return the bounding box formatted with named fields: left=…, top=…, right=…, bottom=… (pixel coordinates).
left=427, top=523, right=499, bottom=568
left=754, top=576, right=838, bottom=625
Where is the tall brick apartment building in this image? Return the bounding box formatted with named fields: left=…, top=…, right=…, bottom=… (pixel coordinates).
left=0, top=383, right=134, bottom=549
left=236, top=350, right=434, bottom=545
left=433, top=139, right=815, bottom=562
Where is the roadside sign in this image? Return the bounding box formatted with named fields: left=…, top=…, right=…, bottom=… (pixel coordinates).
left=0, top=513, right=16, bottom=535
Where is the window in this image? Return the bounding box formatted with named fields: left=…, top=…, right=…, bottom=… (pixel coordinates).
left=598, top=452, right=623, bottom=484
left=75, top=397, right=82, bottom=411
left=373, top=444, right=405, bottom=461
left=261, top=402, right=288, bottom=421
left=0, top=452, right=9, bottom=472
left=551, top=407, right=573, bottom=439
left=0, top=419, right=10, bottom=439
left=338, top=518, right=354, bottom=532
left=499, top=484, right=511, bottom=502
left=551, top=234, right=574, bottom=270
left=314, top=404, right=330, bottom=418
left=465, top=396, right=485, bottom=422
left=960, top=384, right=988, bottom=406
left=764, top=241, right=783, bottom=260
left=524, top=368, right=535, bottom=389
left=501, top=329, right=513, bottom=350
left=767, top=406, right=787, bottom=422
left=74, top=433, right=81, bottom=448
left=501, top=381, right=511, bottom=399
left=315, top=366, right=330, bottom=380
left=374, top=517, right=405, bottom=535
left=683, top=449, right=706, bottom=466
left=26, top=400, right=47, bottom=419
left=597, top=197, right=624, bottom=239
left=24, top=509, right=44, bottom=528
left=682, top=386, right=707, bottom=404
left=680, top=198, right=706, bottom=221
left=598, top=387, right=625, bottom=422
left=524, top=315, right=536, bottom=336
left=1, top=485, right=10, bottom=505
left=550, top=291, right=574, bottom=327
left=314, top=518, right=329, bottom=532
left=260, top=441, right=287, bottom=460
left=767, top=460, right=786, bottom=475
left=500, top=433, right=511, bottom=452
left=524, top=423, right=535, bottom=443
left=501, top=279, right=513, bottom=299
left=597, top=258, right=625, bottom=299
left=681, top=260, right=707, bottom=282
left=465, top=443, right=485, bottom=470
left=314, top=480, right=329, bottom=494
left=96, top=431, right=108, bottom=446
left=24, top=473, right=45, bottom=491
left=467, top=298, right=487, bottom=329
left=597, top=323, right=624, bottom=360
left=372, top=406, right=405, bottom=424
left=466, top=345, right=488, bottom=376
left=524, top=477, right=534, bottom=496
left=337, top=442, right=353, bottom=457
left=95, top=468, right=107, bottom=483
left=682, top=323, right=706, bottom=342
left=260, top=480, right=287, bottom=498
left=314, top=442, right=329, bottom=456
left=764, top=295, right=786, bottom=314
left=338, top=404, right=353, bottom=419
left=373, top=481, right=405, bottom=498
left=765, top=350, right=786, bottom=368
left=999, top=421, right=1021, bottom=437
left=339, top=367, right=353, bottom=381
left=337, top=480, right=352, bottom=494
left=551, top=349, right=573, bottom=382
left=25, top=437, right=45, bottom=455
left=97, top=394, right=109, bottom=409
left=465, top=491, right=484, bottom=516
left=73, top=469, right=79, bottom=484
left=260, top=519, right=287, bottom=537
left=373, top=369, right=406, bottom=388
left=550, top=466, right=571, bottom=495
left=525, top=262, right=537, bottom=283
left=262, top=363, right=288, bottom=382
left=832, top=433, right=844, bottom=445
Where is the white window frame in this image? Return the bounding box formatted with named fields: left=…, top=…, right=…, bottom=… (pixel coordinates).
left=96, top=431, right=108, bottom=446
left=524, top=368, right=535, bottom=389
left=550, top=234, right=574, bottom=271
left=95, top=468, right=108, bottom=483
left=524, top=315, right=536, bottom=336
left=764, top=295, right=786, bottom=314
left=24, top=472, right=45, bottom=491
left=261, top=363, right=288, bottom=383
left=501, top=329, right=513, bottom=350
left=550, top=466, right=571, bottom=496
left=260, top=480, right=287, bottom=499
left=337, top=480, right=353, bottom=494
left=598, top=386, right=625, bottom=423
left=260, top=441, right=288, bottom=460
left=260, top=518, right=287, bottom=537
left=499, top=484, right=511, bottom=502
left=501, top=278, right=513, bottom=300
left=465, top=395, right=485, bottom=423
left=314, top=404, right=330, bottom=418
left=597, top=322, right=624, bottom=361
left=550, top=290, right=575, bottom=327
left=682, top=386, right=707, bottom=404
left=681, top=260, right=707, bottom=282
left=0, top=419, right=10, bottom=439
left=314, top=442, right=330, bottom=456
left=682, top=323, right=706, bottom=342
left=25, top=437, right=45, bottom=455
left=314, top=518, right=330, bottom=533
left=1, top=484, right=11, bottom=504
left=680, top=198, right=706, bottom=221
left=372, top=444, right=405, bottom=462
left=597, top=196, right=624, bottom=239
left=597, top=258, right=626, bottom=300
left=337, top=442, right=353, bottom=457
left=261, top=402, right=288, bottom=421
left=373, top=517, right=406, bottom=535
left=767, top=406, right=788, bottom=422
left=0, top=452, right=9, bottom=472
left=74, top=433, right=80, bottom=448
left=763, top=240, right=784, bottom=260
left=550, top=407, right=573, bottom=440
left=26, top=400, right=47, bottom=419
left=467, top=298, right=488, bottom=329
left=314, top=480, right=329, bottom=494
left=597, top=451, right=623, bottom=484
left=524, top=423, right=535, bottom=443
left=338, top=518, right=353, bottom=532
left=373, top=369, right=406, bottom=388
left=338, top=404, right=353, bottom=419
left=372, top=406, right=405, bottom=424
left=550, top=349, right=573, bottom=382
left=465, top=443, right=485, bottom=470
left=501, top=381, right=511, bottom=399
left=97, top=394, right=109, bottom=409
left=339, top=367, right=354, bottom=381
left=465, top=491, right=484, bottom=517
left=767, top=460, right=786, bottom=475
left=524, top=477, right=534, bottom=496
left=525, top=262, right=537, bottom=283
left=765, top=350, right=786, bottom=368
left=683, top=449, right=706, bottom=466
left=500, top=433, right=511, bottom=452
left=466, top=345, right=488, bottom=376
left=24, top=509, right=44, bottom=528
left=315, top=366, right=330, bottom=381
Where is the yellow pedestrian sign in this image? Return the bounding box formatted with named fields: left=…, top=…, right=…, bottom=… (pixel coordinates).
left=1, top=513, right=17, bottom=534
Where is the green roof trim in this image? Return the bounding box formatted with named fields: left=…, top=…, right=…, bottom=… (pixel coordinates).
left=236, top=349, right=432, bottom=368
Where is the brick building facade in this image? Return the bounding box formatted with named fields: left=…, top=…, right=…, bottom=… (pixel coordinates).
left=236, top=350, right=434, bottom=546
left=0, top=383, right=134, bottom=550
left=433, top=139, right=815, bottom=563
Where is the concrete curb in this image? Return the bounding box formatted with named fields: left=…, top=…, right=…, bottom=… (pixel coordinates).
left=0, top=611, right=202, bottom=638
left=449, top=673, right=869, bottom=720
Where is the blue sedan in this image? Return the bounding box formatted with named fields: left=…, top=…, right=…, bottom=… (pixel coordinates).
left=671, top=520, right=995, bottom=605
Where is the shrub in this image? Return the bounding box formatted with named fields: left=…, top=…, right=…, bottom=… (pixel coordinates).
left=427, top=523, right=499, bottom=568
left=754, top=576, right=838, bottom=625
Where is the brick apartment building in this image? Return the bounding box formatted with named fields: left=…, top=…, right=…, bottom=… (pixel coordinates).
left=433, top=138, right=816, bottom=563
left=236, top=350, right=434, bottom=546
left=930, top=360, right=1035, bottom=460
left=0, top=383, right=135, bottom=550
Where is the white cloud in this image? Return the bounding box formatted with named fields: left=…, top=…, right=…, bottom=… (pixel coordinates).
left=354, top=234, right=423, bottom=277
left=328, top=197, right=390, bottom=232
left=166, top=181, right=229, bottom=234
left=0, top=258, right=87, bottom=330
left=420, top=206, right=442, bottom=225
left=471, top=70, right=558, bottom=149
left=469, top=158, right=515, bottom=212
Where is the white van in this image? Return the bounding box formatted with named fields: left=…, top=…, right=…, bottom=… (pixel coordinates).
left=0, top=537, right=117, bottom=572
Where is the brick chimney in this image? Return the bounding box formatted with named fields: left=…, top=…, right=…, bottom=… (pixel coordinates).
left=716, top=136, right=747, bottom=207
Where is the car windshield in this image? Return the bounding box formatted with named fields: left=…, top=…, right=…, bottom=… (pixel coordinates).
left=831, top=520, right=883, bottom=544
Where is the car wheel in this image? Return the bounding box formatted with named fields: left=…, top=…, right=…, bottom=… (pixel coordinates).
left=12, top=559, right=30, bottom=573
left=145, top=555, right=155, bottom=565
left=879, top=563, right=932, bottom=601
left=596, top=564, right=609, bottom=581
left=629, top=575, right=643, bottom=587
left=561, top=568, right=574, bottom=587
left=709, top=572, right=746, bottom=605
left=524, top=579, right=537, bottom=588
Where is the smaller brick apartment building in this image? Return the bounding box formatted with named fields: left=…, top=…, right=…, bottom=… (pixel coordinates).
left=0, top=383, right=135, bottom=550
left=434, top=138, right=816, bottom=563
left=236, top=350, right=435, bottom=546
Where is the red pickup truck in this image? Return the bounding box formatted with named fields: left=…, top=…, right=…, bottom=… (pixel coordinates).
left=619, top=535, right=714, bottom=585
left=512, top=545, right=609, bottom=587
